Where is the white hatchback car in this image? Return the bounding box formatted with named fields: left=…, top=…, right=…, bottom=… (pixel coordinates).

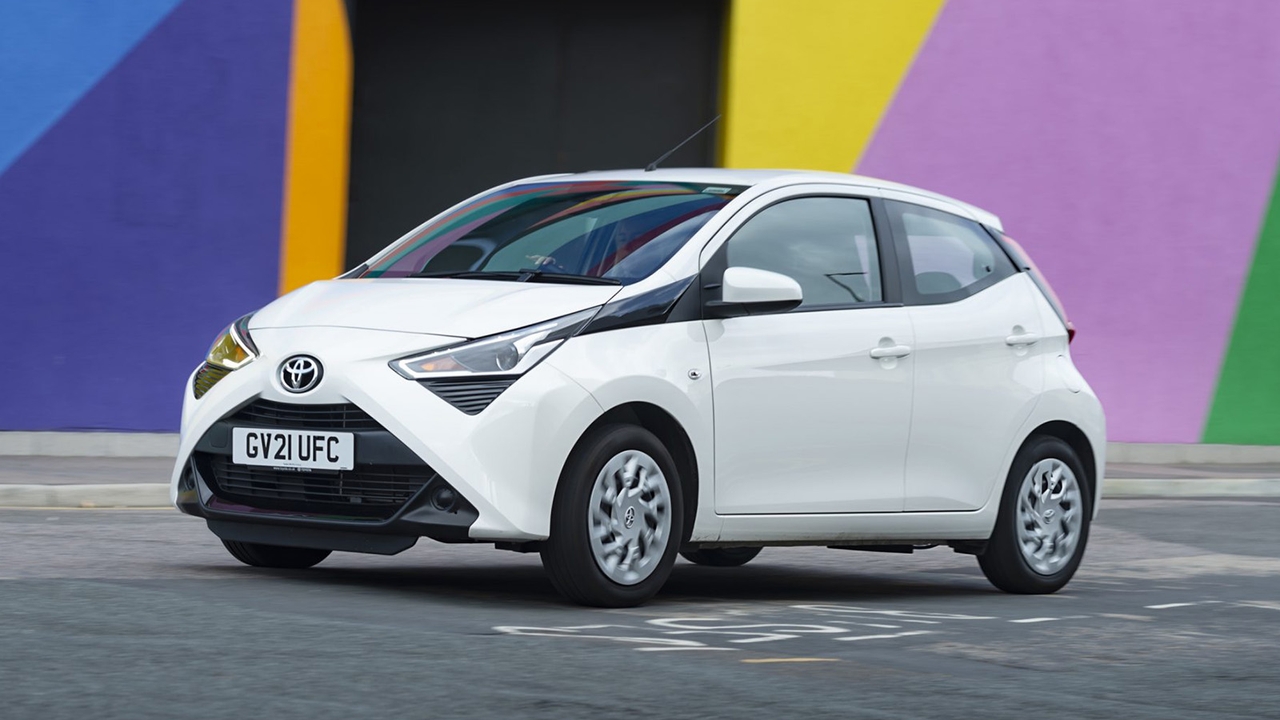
left=173, top=168, right=1104, bottom=607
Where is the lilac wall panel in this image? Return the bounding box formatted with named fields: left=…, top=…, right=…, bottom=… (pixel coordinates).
left=858, top=0, right=1280, bottom=442
left=0, top=0, right=292, bottom=431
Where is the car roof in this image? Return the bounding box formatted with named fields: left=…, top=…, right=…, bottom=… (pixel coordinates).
left=547, top=167, right=1003, bottom=230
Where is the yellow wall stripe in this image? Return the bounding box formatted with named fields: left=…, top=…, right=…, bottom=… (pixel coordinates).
left=278, top=0, right=352, bottom=295
left=720, top=0, right=945, bottom=172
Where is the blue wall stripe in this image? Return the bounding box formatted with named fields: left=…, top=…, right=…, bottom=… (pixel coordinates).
left=0, top=0, right=293, bottom=431
left=0, top=0, right=185, bottom=178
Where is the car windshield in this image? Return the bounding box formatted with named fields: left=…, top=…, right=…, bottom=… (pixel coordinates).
left=358, top=180, right=743, bottom=284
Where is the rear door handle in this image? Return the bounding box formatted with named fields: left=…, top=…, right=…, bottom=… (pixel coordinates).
left=870, top=345, right=912, bottom=359
left=1005, top=332, right=1040, bottom=346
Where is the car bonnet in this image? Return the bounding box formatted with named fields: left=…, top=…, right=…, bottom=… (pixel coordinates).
left=249, top=278, right=621, bottom=339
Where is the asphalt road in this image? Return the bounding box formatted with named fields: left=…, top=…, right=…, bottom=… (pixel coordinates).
left=3, top=499, right=1280, bottom=719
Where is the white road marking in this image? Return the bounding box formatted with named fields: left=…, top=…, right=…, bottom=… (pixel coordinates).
left=1235, top=600, right=1280, bottom=611
left=836, top=630, right=934, bottom=642
left=647, top=618, right=848, bottom=644
left=794, top=604, right=997, bottom=622
left=1145, top=601, right=1222, bottom=609
left=492, top=624, right=730, bottom=652
left=740, top=658, right=842, bottom=664
left=1010, top=617, right=1061, bottom=624
left=829, top=620, right=903, bottom=629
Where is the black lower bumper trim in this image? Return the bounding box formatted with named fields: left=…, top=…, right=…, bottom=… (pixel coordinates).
left=177, top=414, right=480, bottom=551
left=208, top=519, right=418, bottom=555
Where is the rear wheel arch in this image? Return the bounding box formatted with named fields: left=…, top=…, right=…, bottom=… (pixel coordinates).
left=569, top=402, right=698, bottom=543
left=1024, top=420, right=1097, bottom=505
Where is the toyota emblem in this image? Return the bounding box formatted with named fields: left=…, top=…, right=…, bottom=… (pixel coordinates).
left=279, top=355, right=322, bottom=394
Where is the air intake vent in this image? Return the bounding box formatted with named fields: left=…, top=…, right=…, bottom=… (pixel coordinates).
left=193, top=363, right=230, bottom=399
left=420, top=377, right=518, bottom=415
left=229, top=399, right=382, bottom=430
left=200, top=454, right=433, bottom=519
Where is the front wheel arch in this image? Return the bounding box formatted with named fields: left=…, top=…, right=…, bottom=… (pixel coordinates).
left=566, top=402, right=698, bottom=545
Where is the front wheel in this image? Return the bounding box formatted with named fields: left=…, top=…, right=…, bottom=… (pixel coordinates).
left=540, top=424, right=684, bottom=607
left=978, top=435, right=1091, bottom=594
left=222, top=540, right=331, bottom=569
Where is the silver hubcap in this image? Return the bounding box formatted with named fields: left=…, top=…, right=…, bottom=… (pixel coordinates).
left=588, top=450, right=672, bottom=585
left=1016, top=458, right=1083, bottom=575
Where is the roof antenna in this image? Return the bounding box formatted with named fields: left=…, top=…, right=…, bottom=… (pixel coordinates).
left=645, top=115, right=721, bottom=172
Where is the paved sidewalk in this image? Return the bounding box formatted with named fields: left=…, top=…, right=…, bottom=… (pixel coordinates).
left=0, top=457, right=174, bottom=485
left=4, top=457, right=1279, bottom=486
left=1, top=456, right=1278, bottom=508
left=1106, top=462, right=1280, bottom=479
left=0, top=457, right=174, bottom=508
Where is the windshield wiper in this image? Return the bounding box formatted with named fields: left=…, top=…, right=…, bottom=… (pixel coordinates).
left=411, top=269, right=620, bottom=286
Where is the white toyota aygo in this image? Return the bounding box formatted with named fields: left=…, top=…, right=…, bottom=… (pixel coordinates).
left=173, top=168, right=1105, bottom=607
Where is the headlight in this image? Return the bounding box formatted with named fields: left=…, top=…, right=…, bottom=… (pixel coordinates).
left=206, top=314, right=258, bottom=370
left=391, top=307, right=598, bottom=380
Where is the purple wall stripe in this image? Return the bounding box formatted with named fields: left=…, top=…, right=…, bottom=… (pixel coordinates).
left=858, top=0, right=1280, bottom=442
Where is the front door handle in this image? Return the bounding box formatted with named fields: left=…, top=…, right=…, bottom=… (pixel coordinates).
left=1005, top=332, right=1040, bottom=346
left=870, top=344, right=912, bottom=359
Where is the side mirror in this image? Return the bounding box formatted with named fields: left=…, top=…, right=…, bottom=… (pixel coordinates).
left=706, top=267, right=803, bottom=318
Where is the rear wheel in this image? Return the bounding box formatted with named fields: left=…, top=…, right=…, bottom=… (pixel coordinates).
left=680, top=547, right=762, bottom=567
left=541, top=424, right=683, bottom=607
left=222, top=540, right=331, bottom=569
left=978, top=435, right=1091, bottom=593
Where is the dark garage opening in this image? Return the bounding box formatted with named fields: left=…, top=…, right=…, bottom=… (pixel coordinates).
left=343, top=0, right=727, bottom=268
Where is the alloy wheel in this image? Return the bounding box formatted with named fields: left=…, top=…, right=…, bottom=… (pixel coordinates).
left=1015, top=458, right=1083, bottom=575
left=587, top=449, right=673, bottom=585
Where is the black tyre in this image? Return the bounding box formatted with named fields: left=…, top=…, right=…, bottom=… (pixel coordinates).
left=680, top=547, right=762, bottom=567
left=222, top=540, right=331, bottom=569
left=978, top=435, right=1092, bottom=594
left=541, top=424, right=684, bottom=607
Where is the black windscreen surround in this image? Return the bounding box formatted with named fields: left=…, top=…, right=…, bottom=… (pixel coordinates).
left=344, top=0, right=726, bottom=268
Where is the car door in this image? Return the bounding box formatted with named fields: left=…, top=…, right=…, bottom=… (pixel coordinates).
left=883, top=197, right=1047, bottom=511
left=702, top=189, right=914, bottom=514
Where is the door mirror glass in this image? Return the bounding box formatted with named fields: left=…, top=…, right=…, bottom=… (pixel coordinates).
left=708, top=267, right=803, bottom=317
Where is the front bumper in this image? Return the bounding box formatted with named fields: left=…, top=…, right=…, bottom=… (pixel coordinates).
left=172, top=326, right=604, bottom=544
left=176, top=455, right=477, bottom=554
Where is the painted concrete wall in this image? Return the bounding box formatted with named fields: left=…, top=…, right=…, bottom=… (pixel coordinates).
left=3, top=0, right=1278, bottom=445
left=0, top=0, right=292, bottom=431
left=723, top=0, right=1280, bottom=444
left=0, top=0, right=346, bottom=432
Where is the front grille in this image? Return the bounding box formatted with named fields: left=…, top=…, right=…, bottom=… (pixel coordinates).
left=229, top=399, right=382, bottom=430
left=201, top=454, right=434, bottom=519
left=421, top=377, right=518, bottom=414
left=193, top=363, right=230, bottom=399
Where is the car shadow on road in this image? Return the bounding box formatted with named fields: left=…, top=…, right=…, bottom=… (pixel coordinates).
left=243, top=553, right=997, bottom=608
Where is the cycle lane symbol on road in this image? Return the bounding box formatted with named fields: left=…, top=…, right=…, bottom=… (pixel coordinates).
left=491, top=603, right=1004, bottom=652
left=490, top=599, right=1267, bottom=652
left=490, top=624, right=731, bottom=652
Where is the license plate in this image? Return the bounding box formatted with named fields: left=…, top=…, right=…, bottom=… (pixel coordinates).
left=232, top=428, right=354, bottom=471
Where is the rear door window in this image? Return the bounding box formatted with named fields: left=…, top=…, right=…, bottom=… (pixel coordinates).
left=886, top=200, right=1015, bottom=305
